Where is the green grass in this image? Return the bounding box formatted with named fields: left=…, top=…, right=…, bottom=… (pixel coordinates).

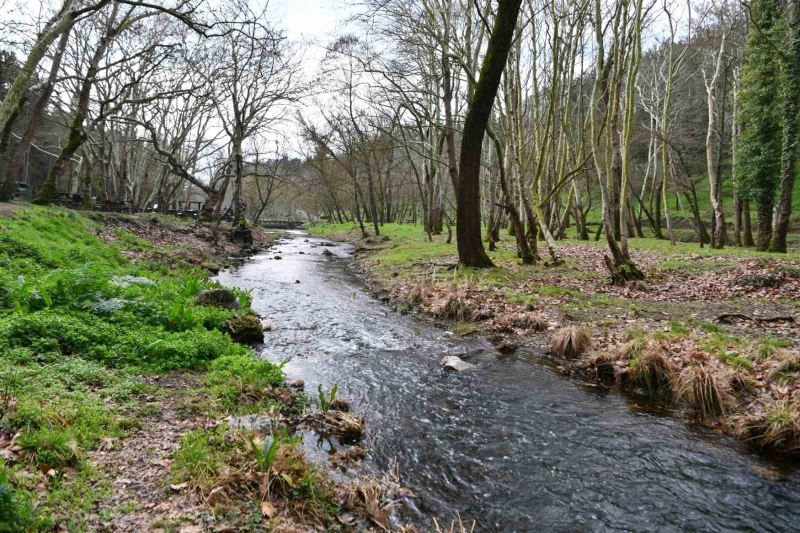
left=0, top=206, right=288, bottom=528
left=309, top=221, right=800, bottom=328
left=311, top=220, right=800, bottom=329
left=172, top=424, right=233, bottom=493
left=309, top=221, right=800, bottom=266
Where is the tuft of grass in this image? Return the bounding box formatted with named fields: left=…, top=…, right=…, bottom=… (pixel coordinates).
left=404, top=283, right=428, bottom=306
left=550, top=326, right=591, bottom=358
left=204, top=355, right=288, bottom=414
left=766, top=354, right=800, bottom=384
left=172, top=424, right=337, bottom=522
left=756, top=337, right=793, bottom=361
left=430, top=289, right=471, bottom=321
left=674, top=363, right=735, bottom=419
left=735, top=400, right=800, bottom=453
left=172, top=425, right=232, bottom=494
left=509, top=312, right=548, bottom=332
left=700, top=322, right=724, bottom=334
left=625, top=339, right=677, bottom=394
left=668, top=321, right=689, bottom=335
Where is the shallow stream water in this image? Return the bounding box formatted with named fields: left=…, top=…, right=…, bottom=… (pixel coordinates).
left=216, top=231, right=800, bottom=532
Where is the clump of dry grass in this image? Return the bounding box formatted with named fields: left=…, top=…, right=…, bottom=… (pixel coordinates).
left=734, top=400, right=800, bottom=453
left=767, top=353, right=800, bottom=384
left=625, top=339, right=677, bottom=394
left=404, top=283, right=428, bottom=306
left=550, top=325, right=591, bottom=358
left=341, top=462, right=413, bottom=530
left=305, top=410, right=365, bottom=444
left=430, top=289, right=471, bottom=320
left=506, top=312, right=548, bottom=332
left=176, top=428, right=337, bottom=527
left=342, top=477, right=394, bottom=529
left=674, top=363, right=735, bottom=418
left=330, top=445, right=366, bottom=470
left=433, top=515, right=477, bottom=533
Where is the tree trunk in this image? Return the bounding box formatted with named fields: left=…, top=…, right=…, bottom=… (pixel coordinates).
left=733, top=191, right=743, bottom=246
left=488, top=126, right=532, bottom=263
left=771, top=0, right=800, bottom=252
left=231, top=135, right=246, bottom=228
left=706, top=36, right=728, bottom=249
left=455, top=0, right=523, bottom=268
left=0, top=1, right=97, bottom=136
left=33, top=118, right=86, bottom=205
left=34, top=12, right=115, bottom=205
left=364, top=168, right=381, bottom=236
left=743, top=200, right=756, bottom=246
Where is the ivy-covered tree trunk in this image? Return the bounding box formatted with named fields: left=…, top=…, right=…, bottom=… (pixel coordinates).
left=33, top=115, right=86, bottom=205
left=0, top=1, right=95, bottom=137
left=736, top=0, right=783, bottom=251
left=772, top=0, right=800, bottom=252
left=0, top=24, right=73, bottom=202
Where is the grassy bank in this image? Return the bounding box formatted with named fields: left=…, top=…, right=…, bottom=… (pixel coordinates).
left=309, top=222, right=800, bottom=456
left=0, top=206, right=382, bottom=531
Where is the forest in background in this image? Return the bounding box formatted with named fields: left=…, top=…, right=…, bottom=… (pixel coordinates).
left=0, top=0, right=799, bottom=278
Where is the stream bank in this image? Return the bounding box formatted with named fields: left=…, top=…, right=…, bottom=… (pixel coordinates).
left=217, top=230, right=800, bottom=531
left=309, top=223, right=800, bottom=457
left=0, top=206, right=398, bottom=531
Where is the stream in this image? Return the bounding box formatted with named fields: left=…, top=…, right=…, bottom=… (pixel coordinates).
left=216, top=231, right=800, bottom=532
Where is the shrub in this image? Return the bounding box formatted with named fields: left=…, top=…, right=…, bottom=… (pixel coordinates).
left=0, top=311, right=121, bottom=359
left=136, top=329, right=248, bottom=370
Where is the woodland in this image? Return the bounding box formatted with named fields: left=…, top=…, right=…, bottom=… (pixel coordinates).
left=0, top=0, right=799, bottom=530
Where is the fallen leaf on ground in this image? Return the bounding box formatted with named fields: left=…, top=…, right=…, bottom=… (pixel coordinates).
left=260, top=500, right=276, bottom=517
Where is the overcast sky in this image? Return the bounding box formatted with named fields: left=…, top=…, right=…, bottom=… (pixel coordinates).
left=267, top=0, right=361, bottom=154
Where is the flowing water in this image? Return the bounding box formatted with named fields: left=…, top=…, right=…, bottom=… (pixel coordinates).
left=217, top=232, right=800, bottom=532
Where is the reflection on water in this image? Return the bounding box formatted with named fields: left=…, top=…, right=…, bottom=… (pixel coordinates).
left=216, top=232, right=800, bottom=532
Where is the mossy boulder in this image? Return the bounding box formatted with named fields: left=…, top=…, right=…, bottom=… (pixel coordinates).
left=196, top=288, right=239, bottom=310
left=225, top=314, right=264, bottom=344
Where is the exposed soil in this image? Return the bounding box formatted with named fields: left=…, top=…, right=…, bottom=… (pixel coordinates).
left=0, top=201, right=26, bottom=217
left=90, top=212, right=276, bottom=270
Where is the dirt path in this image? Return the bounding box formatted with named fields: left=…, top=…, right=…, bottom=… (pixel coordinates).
left=87, top=374, right=218, bottom=532
left=0, top=201, right=26, bottom=216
